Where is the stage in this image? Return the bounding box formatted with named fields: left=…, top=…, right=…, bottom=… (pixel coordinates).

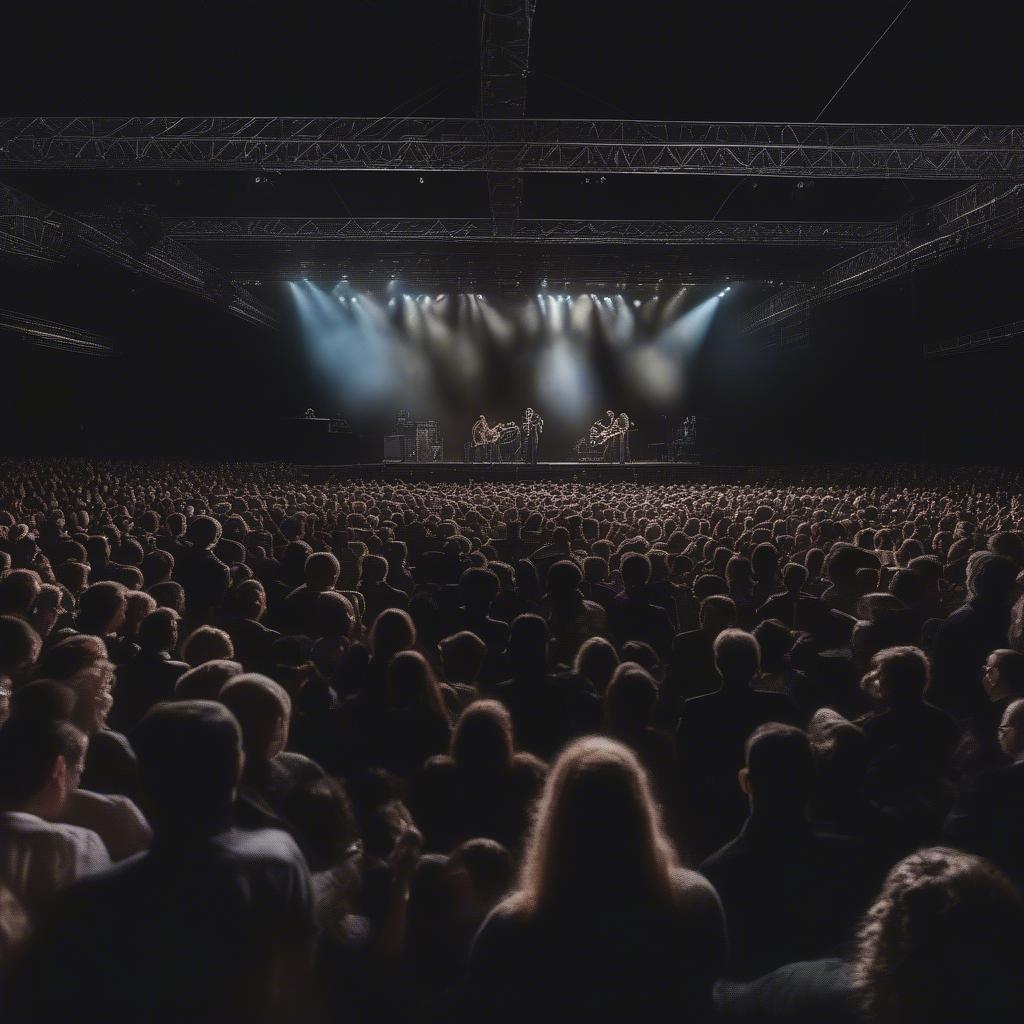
left=304, top=461, right=753, bottom=483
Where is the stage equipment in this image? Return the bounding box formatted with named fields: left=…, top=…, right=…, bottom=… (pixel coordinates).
left=415, top=420, right=445, bottom=463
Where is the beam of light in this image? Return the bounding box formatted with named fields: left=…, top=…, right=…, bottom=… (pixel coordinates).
left=290, top=280, right=435, bottom=416
left=544, top=293, right=566, bottom=335
left=569, top=293, right=594, bottom=334
left=659, top=292, right=722, bottom=356
left=622, top=292, right=723, bottom=409
left=658, top=287, right=688, bottom=327
left=477, top=295, right=515, bottom=346
left=536, top=332, right=598, bottom=422
left=609, top=294, right=635, bottom=346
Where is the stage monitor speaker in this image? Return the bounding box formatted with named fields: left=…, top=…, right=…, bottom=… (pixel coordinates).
left=383, top=435, right=404, bottom=462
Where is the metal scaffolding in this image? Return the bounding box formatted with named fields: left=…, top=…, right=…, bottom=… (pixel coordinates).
left=924, top=318, right=1024, bottom=359
left=742, top=181, right=1024, bottom=332
left=0, top=307, right=112, bottom=355
left=0, top=190, right=71, bottom=262
left=480, top=1, right=536, bottom=224
left=0, top=184, right=278, bottom=328
left=2, top=117, right=1022, bottom=177
left=162, top=216, right=895, bottom=246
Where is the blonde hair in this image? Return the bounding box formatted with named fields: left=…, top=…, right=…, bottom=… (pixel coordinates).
left=516, top=736, right=677, bottom=915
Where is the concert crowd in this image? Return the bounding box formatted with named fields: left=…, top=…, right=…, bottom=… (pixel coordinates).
left=1, top=458, right=1023, bottom=1023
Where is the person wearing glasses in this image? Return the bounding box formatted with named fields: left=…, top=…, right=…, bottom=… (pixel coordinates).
left=944, top=698, right=1024, bottom=888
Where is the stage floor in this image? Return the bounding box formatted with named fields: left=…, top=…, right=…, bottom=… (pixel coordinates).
left=304, top=461, right=752, bottom=483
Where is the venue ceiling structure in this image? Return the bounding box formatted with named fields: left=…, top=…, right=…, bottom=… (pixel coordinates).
left=2, top=117, right=1021, bottom=179
left=1, top=1, right=1022, bottom=339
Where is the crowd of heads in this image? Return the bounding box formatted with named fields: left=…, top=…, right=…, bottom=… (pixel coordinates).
left=1, top=458, right=1023, bottom=1021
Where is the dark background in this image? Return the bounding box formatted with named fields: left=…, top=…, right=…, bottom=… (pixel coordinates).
left=2, top=1, right=1022, bottom=463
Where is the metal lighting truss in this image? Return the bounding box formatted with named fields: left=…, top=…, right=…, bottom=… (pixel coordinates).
left=0, top=184, right=277, bottom=328
left=0, top=189, right=70, bottom=262
left=0, top=307, right=112, bottom=355
left=480, top=1, right=537, bottom=223
left=924, top=318, right=1024, bottom=359
left=162, top=216, right=894, bottom=246
left=741, top=180, right=1024, bottom=332
left=2, top=117, right=1022, bottom=177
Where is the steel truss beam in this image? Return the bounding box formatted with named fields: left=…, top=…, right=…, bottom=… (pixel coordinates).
left=742, top=181, right=1024, bottom=332
left=480, top=1, right=536, bottom=223
left=0, top=191, right=71, bottom=262
left=2, top=117, right=1023, bottom=177
left=0, top=307, right=112, bottom=355
left=219, top=243, right=815, bottom=289
left=924, top=318, right=1024, bottom=359
left=0, top=184, right=277, bottom=328
left=163, top=216, right=894, bottom=246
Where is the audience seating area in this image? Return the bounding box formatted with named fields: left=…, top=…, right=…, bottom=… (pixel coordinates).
left=1, top=458, right=1023, bottom=1022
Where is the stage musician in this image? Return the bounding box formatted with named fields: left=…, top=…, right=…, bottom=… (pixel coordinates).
left=595, top=410, right=618, bottom=462
left=472, top=414, right=497, bottom=463
left=522, top=407, right=544, bottom=464
left=615, top=412, right=633, bottom=464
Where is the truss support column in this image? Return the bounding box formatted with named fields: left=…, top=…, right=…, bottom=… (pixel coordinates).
left=480, top=1, right=536, bottom=228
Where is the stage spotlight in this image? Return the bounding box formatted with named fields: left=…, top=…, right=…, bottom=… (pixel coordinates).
left=633, top=300, right=641, bottom=307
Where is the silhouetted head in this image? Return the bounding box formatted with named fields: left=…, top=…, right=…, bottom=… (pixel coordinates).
left=620, top=552, right=652, bottom=594
left=181, top=625, right=234, bottom=667
left=138, top=607, right=180, bottom=654
left=573, top=636, right=619, bottom=694
left=451, top=699, right=515, bottom=775
left=517, top=736, right=677, bottom=914
left=855, top=848, right=1024, bottom=1024
left=740, top=722, right=813, bottom=818
left=369, top=608, right=416, bottom=661
left=174, top=659, right=243, bottom=700
left=220, top=673, right=291, bottom=761
left=605, top=663, right=658, bottom=734
left=0, top=615, right=42, bottom=685
left=966, top=552, right=1017, bottom=603
left=508, top=614, right=549, bottom=673
left=0, top=717, right=87, bottom=817
left=863, top=645, right=930, bottom=707
left=438, top=630, right=487, bottom=685
left=77, top=581, right=127, bottom=635
left=133, top=700, right=242, bottom=837
left=713, top=628, right=761, bottom=687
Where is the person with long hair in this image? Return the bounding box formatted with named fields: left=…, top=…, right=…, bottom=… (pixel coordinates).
left=382, top=650, right=452, bottom=779
left=413, top=699, right=545, bottom=854
left=464, top=736, right=726, bottom=1023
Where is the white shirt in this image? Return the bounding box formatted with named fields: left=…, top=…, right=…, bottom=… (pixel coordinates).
left=0, top=811, right=111, bottom=918
left=58, top=789, right=153, bottom=862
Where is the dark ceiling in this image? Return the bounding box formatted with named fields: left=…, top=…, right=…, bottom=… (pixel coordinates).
left=3, top=1, right=1021, bottom=298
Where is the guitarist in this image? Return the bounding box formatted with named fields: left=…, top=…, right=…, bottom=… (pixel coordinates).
left=472, top=414, right=498, bottom=463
